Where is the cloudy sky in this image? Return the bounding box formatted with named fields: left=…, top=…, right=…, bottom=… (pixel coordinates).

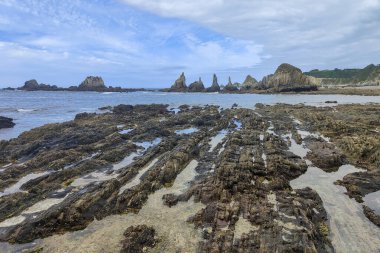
left=0, top=0, right=379, bottom=88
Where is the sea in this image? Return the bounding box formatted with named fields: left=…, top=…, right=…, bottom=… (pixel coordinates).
left=1, top=90, right=380, bottom=140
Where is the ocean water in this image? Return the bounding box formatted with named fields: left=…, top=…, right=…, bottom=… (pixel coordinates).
left=1, top=90, right=379, bottom=140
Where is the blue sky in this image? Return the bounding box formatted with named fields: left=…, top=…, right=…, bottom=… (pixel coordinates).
left=0, top=0, right=379, bottom=88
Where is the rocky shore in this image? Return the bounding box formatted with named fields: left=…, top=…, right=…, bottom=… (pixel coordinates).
left=0, top=103, right=379, bottom=252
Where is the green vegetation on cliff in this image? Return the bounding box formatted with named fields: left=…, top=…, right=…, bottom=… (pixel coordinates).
left=304, top=64, right=380, bottom=85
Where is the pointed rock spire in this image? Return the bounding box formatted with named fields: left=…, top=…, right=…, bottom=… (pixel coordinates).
left=169, top=72, right=187, bottom=91
left=207, top=73, right=220, bottom=92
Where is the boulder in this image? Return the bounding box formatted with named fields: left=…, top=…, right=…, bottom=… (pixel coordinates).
left=260, top=63, right=319, bottom=92
left=78, top=76, right=106, bottom=91
left=169, top=72, right=187, bottom=92
left=0, top=116, right=15, bottom=129
left=206, top=74, right=220, bottom=92
left=188, top=78, right=205, bottom=92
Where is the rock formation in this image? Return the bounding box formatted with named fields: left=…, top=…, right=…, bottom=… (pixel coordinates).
left=241, top=75, right=258, bottom=90
left=15, top=78, right=143, bottom=93
left=206, top=74, right=220, bottom=92
left=188, top=78, right=205, bottom=92
left=0, top=116, right=15, bottom=129
left=78, top=76, right=106, bottom=91
left=19, top=80, right=60, bottom=91
left=168, top=72, right=187, bottom=92
left=260, top=63, right=318, bottom=92
left=22, top=79, right=39, bottom=90
left=223, top=76, right=239, bottom=91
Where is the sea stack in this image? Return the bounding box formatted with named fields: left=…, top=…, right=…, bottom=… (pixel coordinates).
left=188, top=77, right=205, bottom=92
left=78, top=76, right=106, bottom=91
left=206, top=74, right=221, bottom=92
left=224, top=76, right=239, bottom=91
left=260, top=63, right=319, bottom=92
left=241, top=75, right=258, bottom=90
left=169, top=72, right=187, bottom=92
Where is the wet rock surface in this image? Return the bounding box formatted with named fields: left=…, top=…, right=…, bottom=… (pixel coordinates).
left=0, top=103, right=379, bottom=252
left=0, top=116, right=15, bottom=129
left=120, top=225, right=157, bottom=253
left=363, top=206, right=380, bottom=227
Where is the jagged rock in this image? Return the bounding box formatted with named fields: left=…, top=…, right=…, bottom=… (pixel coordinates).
left=206, top=74, right=220, bottom=92
left=260, top=63, right=319, bottom=92
left=306, top=140, right=347, bottom=172
left=78, top=76, right=106, bottom=91
left=188, top=78, right=205, bottom=92
left=223, top=77, right=239, bottom=91
left=337, top=170, right=380, bottom=202
left=22, top=80, right=39, bottom=90
left=0, top=116, right=15, bottom=129
left=18, top=80, right=60, bottom=91
left=169, top=72, right=187, bottom=92
left=120, top=225, right=157, bottom=253
left=241, top=75, right=258, bottom=90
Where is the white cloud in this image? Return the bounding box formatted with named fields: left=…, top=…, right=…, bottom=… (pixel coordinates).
left=122, top=0, right=380, bottom=72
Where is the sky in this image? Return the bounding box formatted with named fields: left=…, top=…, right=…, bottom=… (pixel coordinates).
left=0, top=0, right=379, bottom=88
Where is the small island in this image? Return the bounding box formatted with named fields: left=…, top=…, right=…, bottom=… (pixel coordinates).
left=5, top=76, right=145, bottom=92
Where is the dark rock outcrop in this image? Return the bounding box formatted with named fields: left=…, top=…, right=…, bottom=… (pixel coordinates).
left=120, top=225, right=157, bottom=253
left=78, top=76, right=106, bottom=91
left=188, top=78, right=205, bottom=92
left=206, top=74, right=220, bottom=92
left=16, top=78, right=144, bottom=93
left=19, top=80, right=61, bottom=91
left=260, top=63, right=319, bottom=92
left=306, top=139, right=347, bottom=172
left=223, top=77, right=239, bottom=92
left=363, top=206, right=380, bottom=227
left=168, top=72, right=187, bottom=92
left=0, top=116, right=15, bottom=129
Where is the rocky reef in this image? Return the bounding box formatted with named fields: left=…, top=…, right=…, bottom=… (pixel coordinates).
left=0, top=116, right=15, bottom=129
left=14, top=77, right=144, bottom=93
left=18, top=79, right=63, bottom=91
left=0, top=103, right=379, bottom=252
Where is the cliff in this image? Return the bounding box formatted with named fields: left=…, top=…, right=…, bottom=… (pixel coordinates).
left=305, top=64, right=380, bottom=86
left=260, top=63, right=319, bottom=92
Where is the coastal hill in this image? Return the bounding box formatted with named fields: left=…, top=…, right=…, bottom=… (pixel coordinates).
left=304, top=64, right=380, bottom=85
left=14, top=76, right=144, bottom=92
left=165, top=63, right=319, bottom=93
